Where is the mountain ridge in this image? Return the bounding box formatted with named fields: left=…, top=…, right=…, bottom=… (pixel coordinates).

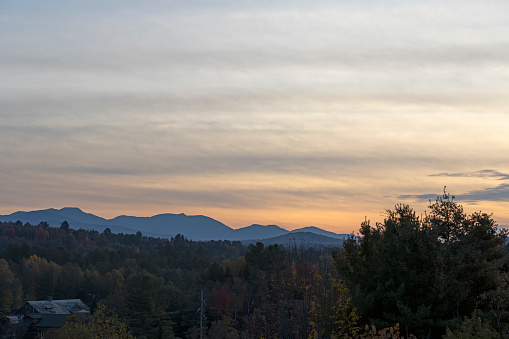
left=0, top=207, right=350, bottom=243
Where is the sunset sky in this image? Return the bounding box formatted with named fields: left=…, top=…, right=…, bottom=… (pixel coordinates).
left=2, top=0, right=509, bottom=233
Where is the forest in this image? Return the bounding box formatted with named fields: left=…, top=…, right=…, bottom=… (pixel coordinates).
left=1, top=193, right=509, bottom=338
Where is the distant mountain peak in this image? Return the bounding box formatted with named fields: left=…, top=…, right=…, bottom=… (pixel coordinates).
left=60, top=207, right=83, bottom=211
left=0, top=207, right=348, bottom=242
left=246, top=224, right=287, bottom=229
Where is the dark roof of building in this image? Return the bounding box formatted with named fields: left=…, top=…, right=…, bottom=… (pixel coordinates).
left=24, top=314, right=70, bottom=328
left=16, top=299, right=90, bottom=315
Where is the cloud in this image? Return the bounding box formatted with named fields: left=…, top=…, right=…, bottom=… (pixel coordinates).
left=2, top=0, right=509, bottom=101
left=459, top=184, right=509, bottom=202
left=401, top=169, right=509, bottom=202
left=398, top=193, right=442, bottom=201
left=429, top=169, right=509, bottom=180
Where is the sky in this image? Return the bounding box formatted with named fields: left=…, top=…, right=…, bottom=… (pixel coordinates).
left=1, top=0, right=509, bottom=233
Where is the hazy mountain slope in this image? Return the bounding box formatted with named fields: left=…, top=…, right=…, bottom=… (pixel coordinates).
left=230, top=224, right=288, bottom=240
left=52, top=207, right=109, bottom=225
left=0, top=208, right=81, bottom=227
left=243, top=232, right=344, bottom=247
left=291, top=226, right=350, bottom=240
left=0, top=207, right=144, bottom=235
left=0, top=207, right=346, bottom=243
left=109, top=213, right=234, bottom=241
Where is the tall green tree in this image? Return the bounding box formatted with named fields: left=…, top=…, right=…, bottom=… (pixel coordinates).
left=122, top=271, right=174, bottom=338
left=60, top=220, right=70, bottom=231
left=333, top=193, right=507, bottom=337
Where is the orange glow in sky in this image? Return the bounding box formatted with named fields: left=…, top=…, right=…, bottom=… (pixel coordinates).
left=2, top=1, right=509, bottom=233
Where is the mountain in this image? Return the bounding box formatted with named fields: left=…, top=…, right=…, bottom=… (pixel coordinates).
left=2, top=208, right=77, bottom=228
left=109, top=213, right=234, bottom=241
left=0, top=208, right=147, bottom=237
left=291, top=226, right=350, bottom=240
left=230, top=224, right=288, bottom=241
left=0, top=207, right=349, bottom=243
left=244, top=232, right=344, bottom=247
left=53, top=207, right=109, bottom=225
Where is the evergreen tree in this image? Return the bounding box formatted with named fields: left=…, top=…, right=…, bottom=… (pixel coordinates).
left=333, top=193, right=507, bottom=337
left=60, top=220, right=70, bottom=231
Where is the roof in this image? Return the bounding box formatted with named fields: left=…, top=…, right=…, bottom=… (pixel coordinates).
left=17, top=299, right=90, bottom=315
left=24, top=314, right=70, bottom=328
left=6, top=315, right=20, bottom=324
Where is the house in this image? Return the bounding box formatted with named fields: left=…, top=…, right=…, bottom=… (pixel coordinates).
left=14, top=298, right=90, bottom=337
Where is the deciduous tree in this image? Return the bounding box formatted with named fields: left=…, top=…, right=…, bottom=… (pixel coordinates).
left=54, top=305, right=134, bottom=339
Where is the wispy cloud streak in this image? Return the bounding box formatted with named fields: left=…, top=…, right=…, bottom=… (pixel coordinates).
left=429, top=170, right=509, bottom=180
left=401, top=170, right=509, bottom=203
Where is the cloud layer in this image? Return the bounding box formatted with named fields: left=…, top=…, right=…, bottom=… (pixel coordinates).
left=2, top=0, right=509, bottom=231
left=401, top=171, right=509, bottom=205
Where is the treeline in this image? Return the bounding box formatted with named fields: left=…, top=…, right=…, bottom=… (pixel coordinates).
left=334, top=193, right=509, bottom=338
left=0, top=222, right=244, bottom=337
left=1, top=192, right=509, bottom=338
left=0, top=220, right=346, bottom=338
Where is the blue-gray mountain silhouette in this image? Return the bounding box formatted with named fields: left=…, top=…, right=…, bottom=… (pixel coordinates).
left=244, top=231, right=345, bottom=247
left=0, top=207, right=349, bottom=242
